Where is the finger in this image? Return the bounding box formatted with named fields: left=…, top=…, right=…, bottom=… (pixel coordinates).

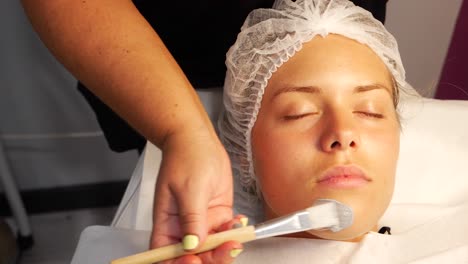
left=151, top=187, right=182, bottom=249
left=175, top=189, right=233, bottom=251
left=150, top=207, right=235, bottom=250
left=159, top=241, right=243, bottom=264
left=171, top=254, right=201, bottom=264
left=174, top=185, right=209, bottom=251
left=197, top=241, right=243, bottom=264
left=216, top=214, right=249, bottom=232
left=156, top=250, right=202, bottom=264
left=150, top=184, right=234, bottom=250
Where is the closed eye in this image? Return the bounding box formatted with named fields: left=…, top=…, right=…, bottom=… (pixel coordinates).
left=283, top=113, right=318, bottom=120
left=354, top=111, right=384, bottom=119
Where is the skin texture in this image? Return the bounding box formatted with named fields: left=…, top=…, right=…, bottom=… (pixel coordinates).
left=19, top=0, right=235, bottom=262
left=251, top=34, right=400, bottom=241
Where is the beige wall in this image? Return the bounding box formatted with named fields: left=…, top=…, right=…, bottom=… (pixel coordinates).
left=386, top=0, right=463, bottom=97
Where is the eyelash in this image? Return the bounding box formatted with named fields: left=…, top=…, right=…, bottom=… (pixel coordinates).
left=283, top=113, right=314, bottom=120
left=284, top=111, right=384, bottom=120
left=354, top=111, right=384, bottom=119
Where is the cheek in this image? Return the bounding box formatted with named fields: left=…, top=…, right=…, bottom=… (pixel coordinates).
left=252, top=126, right=319, bottom=214
left=253, top=131, right=300, bottom=187
left=362, top=124, right=399, bottom=194
left=367, top=126, right=399, bottom=175
left=362, top=126, right=399, bottom=217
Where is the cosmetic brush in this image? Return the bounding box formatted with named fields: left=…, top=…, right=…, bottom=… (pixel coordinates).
left=110, top=199, right=353, bottom=264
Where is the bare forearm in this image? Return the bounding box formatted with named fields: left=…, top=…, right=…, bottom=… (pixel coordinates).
left=21, top=0, right=215, bottom=147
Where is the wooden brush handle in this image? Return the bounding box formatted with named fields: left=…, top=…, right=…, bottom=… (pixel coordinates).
left=111, top=225, right=256, bottom=264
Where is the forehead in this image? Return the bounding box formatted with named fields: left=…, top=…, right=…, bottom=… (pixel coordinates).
left=266, top=34, right=393, bottom=94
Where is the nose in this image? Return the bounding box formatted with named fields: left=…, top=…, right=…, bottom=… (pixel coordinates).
left=320, top=114, right=360, bottom=153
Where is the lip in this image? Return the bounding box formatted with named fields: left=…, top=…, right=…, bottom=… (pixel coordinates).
left=316, top=165, right=371, bottom=189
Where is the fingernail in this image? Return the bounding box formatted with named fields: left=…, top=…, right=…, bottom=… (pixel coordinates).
left=230, top=248, right=243, bottom=258
left=240, top=217, right=248, bottom=227
left=182, top=234, right=199, bottom=250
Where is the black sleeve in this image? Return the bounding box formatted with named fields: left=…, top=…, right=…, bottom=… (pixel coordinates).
left=351, top=0, right=389, bottom=24
left=77, top=82, right=146, bottom=153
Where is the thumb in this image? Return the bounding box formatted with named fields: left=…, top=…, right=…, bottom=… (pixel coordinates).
left=176, top=189, right=209, bottom=252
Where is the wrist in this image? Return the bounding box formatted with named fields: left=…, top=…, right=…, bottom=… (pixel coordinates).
left=159, top=118, right=221, bottom=153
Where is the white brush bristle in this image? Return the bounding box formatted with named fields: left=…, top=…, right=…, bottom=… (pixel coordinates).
left=306, top=199, right=353, bottom=232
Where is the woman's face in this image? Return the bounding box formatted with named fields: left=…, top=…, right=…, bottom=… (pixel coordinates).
left=251, top=34, right=400, bottom=240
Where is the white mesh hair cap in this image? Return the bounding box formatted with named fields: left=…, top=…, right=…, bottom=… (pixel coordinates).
left=218, top=0, right=407, bottom=196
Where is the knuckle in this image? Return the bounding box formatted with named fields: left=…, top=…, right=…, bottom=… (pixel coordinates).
left=180, top=212, right=203, bottom=225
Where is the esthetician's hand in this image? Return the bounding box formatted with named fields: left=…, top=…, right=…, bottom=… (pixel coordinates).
left=151, top=130, right=244, bottom=263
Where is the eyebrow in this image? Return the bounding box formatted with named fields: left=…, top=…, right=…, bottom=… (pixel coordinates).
left=272, top=83, right=391, bottom=99
left=353, top=84, right=391, bottom=94
left=272, top=86, right=322, bottom=98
